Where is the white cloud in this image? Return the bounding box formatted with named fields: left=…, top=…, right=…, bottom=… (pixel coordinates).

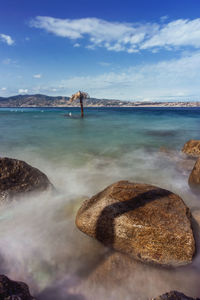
left=33, top=74, right=42, bottom=78
left=30, top=16, right=200, bottom=53
left=73, top=43, right=80, bottom=47
left=30, top=16, right=157, bottom=53
left=0, top=34, right=14, bottom=45
left=30, top=16, right=137, bottom=40
left=141, top=19, right=200, bottom=49
left=1, top=87, right=7, bottom=91
left=18, top=89, right=28, bottom=94
left=56, top=51, right=200, bottom=101
left=14, top=52, right=200, bottom=101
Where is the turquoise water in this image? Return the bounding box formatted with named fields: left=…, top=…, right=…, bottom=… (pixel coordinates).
left=1, top=107, right=200, bottom=163
left=0, top=107, right=200, bottom=299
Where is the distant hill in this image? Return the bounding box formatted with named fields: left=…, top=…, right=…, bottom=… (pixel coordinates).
left=0, top=94, right=70, bottom=107
left=0, top=94, right=200, bottom=107
left=0, top=94, right=132, bottom=107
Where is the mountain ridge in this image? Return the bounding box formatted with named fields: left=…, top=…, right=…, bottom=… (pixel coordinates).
left=0, top=94, right=200, bottom=107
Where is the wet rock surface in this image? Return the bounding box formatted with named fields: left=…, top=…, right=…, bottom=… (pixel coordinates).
left=0, top=275, right=34, bottom=300
left=76, top=181, right=195, bottom=266
left=0, top=157, right=52, bottom=202
left=152, top=290, right=200, bottom=300
left=182, top=140, right=200, bottom=157
left=188, top=158, right=200, bottom=192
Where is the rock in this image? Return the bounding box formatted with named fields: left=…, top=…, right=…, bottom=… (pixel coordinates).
left=81, top=251, right=140, bottom=288
left=152, top=290, right=200, bottom=300
left=188, top=158, right=200, bottom=192
left=76, top=181, right=195, bottom=266
left=159, top=147, right=177, bottom=158
left=182, top=140, right=200, bottom=157
left=0, top=274, right=34, bottom=299
left=0, top=157, right=52, bottom=202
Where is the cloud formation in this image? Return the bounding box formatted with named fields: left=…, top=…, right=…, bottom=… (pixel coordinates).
left=0, top=33, right=14, bottom=45
left=30, top=16, right=200, bottom=53
left=33, top=74, right=42, bottom=78
left=4, top=51, right=198, bottom=101
left=56, top=51, right=200, bottom=101
left=141, top=19, right=200, bottom=49
left=2, top=51, right=200, bottom=101
left=18, top=89, right=28, bottom=94
left=73, top=43, right=80, bottom=47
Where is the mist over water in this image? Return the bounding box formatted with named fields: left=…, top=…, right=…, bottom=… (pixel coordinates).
left=0, top=107, right=200, bottom=299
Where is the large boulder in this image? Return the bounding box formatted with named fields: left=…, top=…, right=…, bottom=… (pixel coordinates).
left=0, top=157, right=52, bottom=202
left=76, top=181, right=195, bottom=266
left=0, top=274, right=34, bottom=299
left=152, top=290, right=199, bottom=300
left=188, top=158, right=200, bottom=192
left=182, top=140, right=200, bottom=157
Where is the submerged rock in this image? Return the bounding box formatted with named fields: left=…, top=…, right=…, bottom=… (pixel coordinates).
left=188, top=158, right=200, bottom=193
left=159, top=147, right=177, bottom=157
left=158, top=147, right=195, bottom=175
left=192, top=209, right=200, bottom=226
left=176, top=158, right=196, bottom=175
left=182, top=140, right=200, bottom=157
left=0, top=274, right=34, bottom=299
left=152, top=290, right=199, bottom=300
left=0, top=157, right=52, bottom=202
left=76, top=181, right=195, bottom=266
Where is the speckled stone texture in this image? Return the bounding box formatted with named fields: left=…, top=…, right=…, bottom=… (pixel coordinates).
left=0, top=275, right=34, bottom=300
left=152, top=290, right=200, bottom=300
left=188, top=157, right=200, bottom=192
left=182, top=140, right=200, bottom=157
left=76, top=181, right=195, bottom=266
left=0, top=157, right=52, bottom=202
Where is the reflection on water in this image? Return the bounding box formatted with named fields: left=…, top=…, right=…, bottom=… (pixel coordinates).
left=0, top=107, right=200, bottom=299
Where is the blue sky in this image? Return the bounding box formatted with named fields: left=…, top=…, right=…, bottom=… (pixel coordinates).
left=1, top=0, right=200, bottom=101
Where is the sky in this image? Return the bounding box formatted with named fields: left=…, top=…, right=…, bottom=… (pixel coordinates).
left=1, top=0, right=200, bottom=101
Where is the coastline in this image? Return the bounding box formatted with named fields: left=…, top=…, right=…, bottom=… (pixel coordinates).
left=1, top=94, right=200, bottom=108
left=1, top=104, right=200, bottom=108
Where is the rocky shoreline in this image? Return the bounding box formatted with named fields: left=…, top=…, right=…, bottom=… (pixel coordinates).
left=0, top=139, right=200, bottom=299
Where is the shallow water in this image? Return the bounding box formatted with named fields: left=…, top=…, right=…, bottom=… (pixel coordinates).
left=0, top=107, right=200, bottom=299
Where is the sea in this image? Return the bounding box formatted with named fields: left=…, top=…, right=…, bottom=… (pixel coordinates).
left=0, top=107, right=200, bottom=299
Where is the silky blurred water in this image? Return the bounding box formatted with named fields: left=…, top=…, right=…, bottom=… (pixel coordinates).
left=0, top=107, right=200, bottom=299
